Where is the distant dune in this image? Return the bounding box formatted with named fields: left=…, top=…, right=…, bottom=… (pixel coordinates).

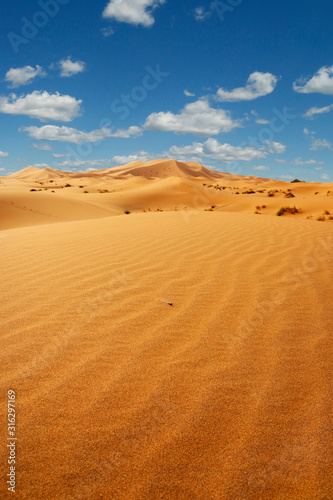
left=1, top=160, right=333, bottom=230
left=1, top=159, right=333, bottom=499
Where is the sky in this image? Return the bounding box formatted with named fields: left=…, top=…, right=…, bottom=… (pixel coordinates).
left=0, top=0, right=333, bottom=182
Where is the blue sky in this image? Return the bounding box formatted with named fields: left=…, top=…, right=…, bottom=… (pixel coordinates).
left=0, top=0, right=333, bottom=181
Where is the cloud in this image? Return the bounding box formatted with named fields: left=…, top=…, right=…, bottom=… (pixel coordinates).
left=255, top=118, right=270, bottom=124
left=315, top=167, right=323, bottom=170
left=31, top=163, right=50, bottom=168
left=5, top=65, right=46, bottom=88
left=303, top=104, right=333, bottom=119
left=32, top=142, right=52, bottom=151
left=52, top=153, right=70, bottom=158
left=184, top=89, right=195, bottom=97
left=21, top=124, right=142, bottom=144
left=168, top=138, right=266, bottom=163
left=275, top=159, right=286, bottom=164
left=107, top=139, right=266, bottom=166
left=101, top=27, right=114, bottom=37
left=293, top=66, right=333, bottom=95
left=143, top=99, right=241, bottom=136
left=112, top=152, right=159, bottom=164
left=0, top=91, right=82, bottom=122
left=303, top=127, right=316, bottom=135
left=193, top=6, right=211, bottom=21
left=253, top=165, right=270, bottom=171
left=320, top=173, right=330, bottom=180
left=102, top=0, right=165, bottom=27
left=0, top=151, right=9, bottom=158
left=280, top=175, right=293, bottom=180
left=0, top=167, right=6, bottom=171
left=310, top=137, right=332, bottom=151
left=215, top=72, right=278, bottom=102
left=59, top=58, right=86, bottom=77
left=293, top=157, right=324, bottom=165
left=263, top=140, right=286, bottom=154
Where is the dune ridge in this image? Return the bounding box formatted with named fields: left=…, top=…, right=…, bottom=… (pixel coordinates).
left=1, top=160, right=333, bottom=231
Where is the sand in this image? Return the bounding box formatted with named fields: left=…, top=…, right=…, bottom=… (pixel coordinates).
left=1, top=161, right=333, bottom=499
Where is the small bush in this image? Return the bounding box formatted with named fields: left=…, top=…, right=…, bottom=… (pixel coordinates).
left=324, top=210, right=330, bottom=215
left=83, top=190, right=88, bottom=193
left=261, top=205, right=266, bottom=209
left=65, top=183, right=71, bottom=187
left=276, top=206, right=301, bottom=216
left=124, top=210, right=131, bottom=214
left=284, top=192, right=295, bottom=198
left=317, top=216, right=326, bottom=221
left=30, top=188, right=37, bottom=191
left=291, top=179, right=302, bottom=183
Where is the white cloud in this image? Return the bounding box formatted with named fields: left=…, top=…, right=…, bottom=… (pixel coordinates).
left=143, top=99, right=241, bottom=136
left=168, top=138, right=266, bottom=163
left=253, top=165, right=270, bottom=171
left=303, top=127, right=316, bottom=135
left=184, top=89, right=195, bottom=97
left=215, top=72, right=278, bottom=102
left=310, top=137, right=332, bottom=151
left=109, top=139, right=266, bottom=166
left=293, top=66, right=333, bottom=95
left=256, top=118, right=270, bottom=124
left=31, top=163, right=50, bottom=168
left=193, top=6, right=211, bottom=21
left=0, top=151, right=9, bottom=158
left=320, top=173, right=330, bottom=180
left=293, top=157, right=324, bottom=165
left=32, top=142, right=52, bottom=151
left=21, top=124, right=142, bottom=144
left=59, top=58, right=86, bottom=77
left=280, top=175, right=293, bottom=180
left=0, top=91, right=82, bottom=122
left=303, top=104, right=333, bottom=119
left=101, top=27, right=114, bottom=37
left=112, top=151, right=158, bottom=164
left=275, top=159, right=286, bottom=164
left=315, top=167, right=323, bottom=170
left=5, top=65, right=46, bottom=88
left=263, top=140, right=286, bottom=154
left=0, top=168, right=6, bottom=171
left=102, top=0, right=165, bottom=27
left=52, top=153, right=70, bottom=158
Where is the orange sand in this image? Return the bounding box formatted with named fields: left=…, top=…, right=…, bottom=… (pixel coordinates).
left=0, top=161, right=332, bottom=499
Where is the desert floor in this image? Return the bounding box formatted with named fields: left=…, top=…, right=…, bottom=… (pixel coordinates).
left=1, top=162, right=333, bottom=499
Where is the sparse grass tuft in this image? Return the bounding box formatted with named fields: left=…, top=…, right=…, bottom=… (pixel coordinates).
left=276, top=206, right=301, bottom=216
left=284, top=192, right=295, bottom=198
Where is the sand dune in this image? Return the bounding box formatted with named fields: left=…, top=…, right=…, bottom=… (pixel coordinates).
left=1, top=161, right=333, bottom=499
left=1, top=161, right=333, bottom=230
